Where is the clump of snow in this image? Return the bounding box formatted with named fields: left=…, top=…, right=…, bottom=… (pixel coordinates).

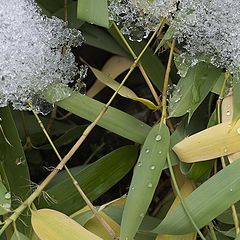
left=0, top=0, right=84, bottom=110
left=108, top=0, right=178, bottom=41
left=173, top=0, right=240, bottom=72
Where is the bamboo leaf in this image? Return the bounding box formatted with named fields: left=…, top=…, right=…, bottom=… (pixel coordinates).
left=84, top=212, right=120, bottom=240
left=77, top=0, right=109, bottom=28
left=173, top=119, right=240, bottom=163
left=169, top=62, right=222, bottom=120
left=120, top=124, right=170, bottom=240
left=0, top=181, right=11, bottom=215
left=37, top=126, right=86, bottom=150
left=87, top=56, right=133, bottom=98
left=31, top=209, right=102, bottom=240
left=37, top=145, right=138, bottom=215
left=88, top=64, right=158, bottom=110
left=0, top=107, right=31, bottom=234
left=80, top=24, right=129, bottom=56
left=221, top=93, right=240, bottom=162
left=153, top=159, right=240, bottom=234
left=44, top=85, right=151, bottom=144
left=88, top=65, right=137, bottom=98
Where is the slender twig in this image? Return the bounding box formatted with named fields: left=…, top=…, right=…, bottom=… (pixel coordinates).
left=64, top=0, right=68, bottom=22
left=208, top=222, right=217, bottom=240
left=30, top=103, right=117, bottom=239
left=20, top=112, right=32, bottom=150
left=138, top=64, right=161, bottom=106
left=0, top=21, right=164, bottom=236
left=160, top=39, right=176, bottom=124
left=112, top=20, right=175, bottom=133
left=216, top=72, right=240, bottom=235
left=167, top=154, right=207, bottom=240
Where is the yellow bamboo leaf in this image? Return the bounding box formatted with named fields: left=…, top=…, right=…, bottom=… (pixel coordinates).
left=89, top=65, right=138, bottom=98
left=156, top=173, right=196, bottom=240
left=221, top=93, right=233, bottom=123
left=71, top=195, right=126, bottom=219
left=98, top=194, right=126, bottom=212
left=173, top=119, right=240, bottom=163
left=84, top=212, right=120, bottom=240
left=221, top=93, right=240, bottom=163
left=31, top=209, right=103, bottom=240
left=87, top=56, right=133, bottom=98
left=132, top=97, right=159, bottom=110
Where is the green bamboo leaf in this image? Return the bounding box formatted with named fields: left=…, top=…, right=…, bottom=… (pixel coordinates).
left=77, top=0, right=109, bottom=28
left=0, top=107, right=30, bottom=200
left=169, top=62, right=222, bottom=120
left=153, top=159, right=240, bottom=235
left=120, top=124, right=170, bottom=240
left=0, top=107, right=31, bottom=234
left=37, top=145, right=138, bottom=215
left=37, top=125, right=86, bottom=150
left=11, top=230, right=29, bottom=240
left=155, top=24, right=175, bottom=53
left=80, top=23, right=129, bottom=56
left=0, top=182, right=11, bottom=215
left=37, top=0, right=84, bottom=29
left=44, top=86, right=151, bottom=144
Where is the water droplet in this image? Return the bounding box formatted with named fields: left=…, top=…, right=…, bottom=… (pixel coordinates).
left=131, top=187, right=135, bottom=190
left=224, top=148, right=228, bottom=153
left=158, top=151, right=162, bottom=154
left=155, top=135, right=162, bottom=141
left=226, top=111, right=231, bottom=116
left=16, top=157, right=25, bottom=166
left=148, top=183, right=153, bottom=188
left=150, top=165, right=156, bottom=170
left=230, top=188, right=233, bottom=192
left=137, top=162, right=143, bottom=167
left=145, top=149, right=150, bottom=153
left=31, top=95, right=54, bottom=116
left=4, top=192, right=11, bottom=200
left=174, top=97, right=181, bottom=103
left=2, top=203, right=10, bottom=209
left=74, top=79, right=86, bottom=95
left=139, top=213, right=144, bottom=217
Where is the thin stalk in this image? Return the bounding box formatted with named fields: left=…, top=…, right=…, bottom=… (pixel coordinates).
left=64, top=0, right=68, bottom=22
left=20, top=112, right=32, bottom=150
left=167, top=154, right=206, bottom=240
left=113, top=19, right=175, bottom=133
left=30, top=103, right=117, bottom=239
left=216, top=72, right=240, bottom=235
left=0, top=21, right=163, bottom=236
left=47, top=0, right=68, bottom=133
left=208, top=222, right=217, bottom=240
left=138, top=63, right=161, bottom=106
left=161, top=39, right=175, bottom=124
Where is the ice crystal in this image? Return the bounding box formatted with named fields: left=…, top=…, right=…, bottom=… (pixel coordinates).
left=108, top=0, right=178, bottom=41
left=0, top=0, right=84, bottom=111
left=174, top=0, right=240, bottom=72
